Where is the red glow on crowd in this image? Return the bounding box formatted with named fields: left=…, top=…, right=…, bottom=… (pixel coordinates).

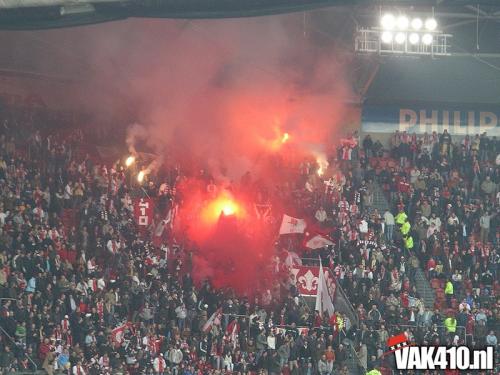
left=200, top=192, right=245, bottom=224
left=175, top=181, right=275, bottom=295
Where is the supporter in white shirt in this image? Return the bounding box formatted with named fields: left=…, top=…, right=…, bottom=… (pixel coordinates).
left=72, top=362, right=86, bottom=375
left=32, top=206, right=45, bottom=221
left=409, top=166, right=421, bottom=184
left=447, top=213, right=459, bottom=227
left=427, top=223, right=438, bottom=238
left=106, top=239, right=121, bottom=254
left=428, top=214, right=441, bottom=231
left=359, top=218, right=368, bottom=234
left=153, top=354, right=167, bottom=374
left=315, top=207, right=328, bottom=223
left=64, top=182, right=73, bottom=200
left=0, top=207, right=8, bottom=226
left=87, top=257, right=97, bottom=274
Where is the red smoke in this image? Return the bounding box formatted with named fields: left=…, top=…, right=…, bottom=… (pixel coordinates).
left=176, top=182, right=275, bottom=295
left=20, top=16, right=355, bottom=295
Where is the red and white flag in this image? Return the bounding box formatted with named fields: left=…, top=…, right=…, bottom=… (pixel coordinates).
left=283, top=250, right=302, bottom=268
left=202, top=308, right=222, bottom=333
left=279, top=214, right=307, bottom=235
left=111, top=322, right=132, bottom=346
left=304, top=233, right=334, bottom=250
left=315, top=260, right=335, bottom=318
left=226, top=319, right=240, bottom=349
left=297, top=327, right=309, bottom=336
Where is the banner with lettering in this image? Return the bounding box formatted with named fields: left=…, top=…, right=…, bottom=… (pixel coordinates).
left=362, top=104, right=500, bottom=136
left=290, top=265, right=336, bottom=297
left=133, top=198, right=154, bottom=228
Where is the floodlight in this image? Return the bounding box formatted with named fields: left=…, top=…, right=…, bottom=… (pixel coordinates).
left=381, top=14, right=396, bottom=30
left=408, top=33, right=420, bottom=45
left=411, top=18, right=423, bottom=30
left=381, top=31, right=393, bottom=44
left=396, top=16, right=409, bottom=30
left=422, top=33, right=433, bottom=45
left=395, top=32, right=406, bottom=44
left=425, top=18, right=437, bottom=31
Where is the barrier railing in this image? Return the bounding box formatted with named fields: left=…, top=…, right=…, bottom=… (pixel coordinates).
left=344, top=338, right=365, bottom=375
left=389, top=324, right=467, bottom=346
left=331, top=274, right=360, bottom=328
left=299, top=258, right=359, bottom=328
left=0, top=325, right=38, bottom=372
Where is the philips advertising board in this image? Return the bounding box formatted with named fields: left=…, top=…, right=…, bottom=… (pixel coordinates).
left=362, top=104, right=500, bottom=137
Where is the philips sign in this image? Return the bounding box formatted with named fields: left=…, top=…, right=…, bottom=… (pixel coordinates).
left=362, top=104, right=500, bottom=136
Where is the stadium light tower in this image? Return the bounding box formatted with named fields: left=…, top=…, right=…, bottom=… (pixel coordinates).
left=355, top=10, right=451, bottom=57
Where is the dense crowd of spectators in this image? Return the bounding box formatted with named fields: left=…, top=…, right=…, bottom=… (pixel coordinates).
left=354, top=130, right=499, bottom=370
left=0, top=106, right=498, bottom=375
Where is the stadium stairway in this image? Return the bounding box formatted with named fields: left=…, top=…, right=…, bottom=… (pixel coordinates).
left=370, top=181, right=435, bottom=309
left=413, top=267, right=436, bottom=309
left=344, top=338, right=365, bottom=375
left=371, top=181, right=390, bottom=213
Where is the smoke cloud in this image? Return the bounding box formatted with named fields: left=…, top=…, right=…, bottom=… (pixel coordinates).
left=19, top=14, right=354, bottom=294
left=24, top=15, right=352, bottom=177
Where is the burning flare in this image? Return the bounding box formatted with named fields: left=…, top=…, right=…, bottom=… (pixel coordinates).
left=137, top=170, right=146, bottom=183
left=201, top=191, right=244, bottom=225
left=316, top=154, right=329, bottom=176
left=281, top=132, right=289, bottom=144
left=125, top=155, right=136, bottom=167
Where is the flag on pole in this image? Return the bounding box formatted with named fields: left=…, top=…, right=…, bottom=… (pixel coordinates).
left=202, top=308, right=222, bottom=333
left=279, top=214, right=307, bottom=235
left=315, top=259, right=335, bottom=318
left=283, top=250, right=302, bottom=268
left=304, top=233, right=334, bottom=250
left=111, top=322, right=132, bottom=347
left=227, top=319, right=239, bottom=349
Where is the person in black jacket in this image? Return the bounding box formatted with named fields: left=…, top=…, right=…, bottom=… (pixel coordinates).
left=289, top=340, right=299, bottom=371
left=267, top=350, right=281, bottom=375
left=298, top=340, right=311, bottom=363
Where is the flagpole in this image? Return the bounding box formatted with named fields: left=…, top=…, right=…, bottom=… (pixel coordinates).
left=315, top=256, right=323, bottom=317
left=338, top=238, right=342, bottom=264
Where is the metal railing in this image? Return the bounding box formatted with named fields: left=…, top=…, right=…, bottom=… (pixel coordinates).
left=297, top=259, right=359, bottom=328
left=390, top=324, right=467, bottom=346
left=0, top=325, right=38, bottom=372
left=330, top=270, right=359, bottom=328
left=343, top=338, right=365, bottom=375
left=300, top=257, right=321, bottom=266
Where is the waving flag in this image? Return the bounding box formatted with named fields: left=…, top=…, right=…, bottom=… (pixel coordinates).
left=202, top=308, right=222, bottom=333
left=283, top=250, right=302, bottom=268
left=111, top=322, right=133, bottom=347
left=226, top=319, right=240, bottom=349
left=315, top=260, right=335, bottom=318
left=304, top=233, right=334, bottom=250
left=279, top=214, right=307, bottom=235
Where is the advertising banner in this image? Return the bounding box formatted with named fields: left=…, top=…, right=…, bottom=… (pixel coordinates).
left=362, top=104, right=500, bottom=136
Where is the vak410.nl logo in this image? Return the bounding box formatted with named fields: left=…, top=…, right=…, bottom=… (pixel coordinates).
left=387, top=333, right=495, bottom=371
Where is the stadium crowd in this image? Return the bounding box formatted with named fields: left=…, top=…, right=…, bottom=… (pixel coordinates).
left=0, top=107, right=498, bottom=375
